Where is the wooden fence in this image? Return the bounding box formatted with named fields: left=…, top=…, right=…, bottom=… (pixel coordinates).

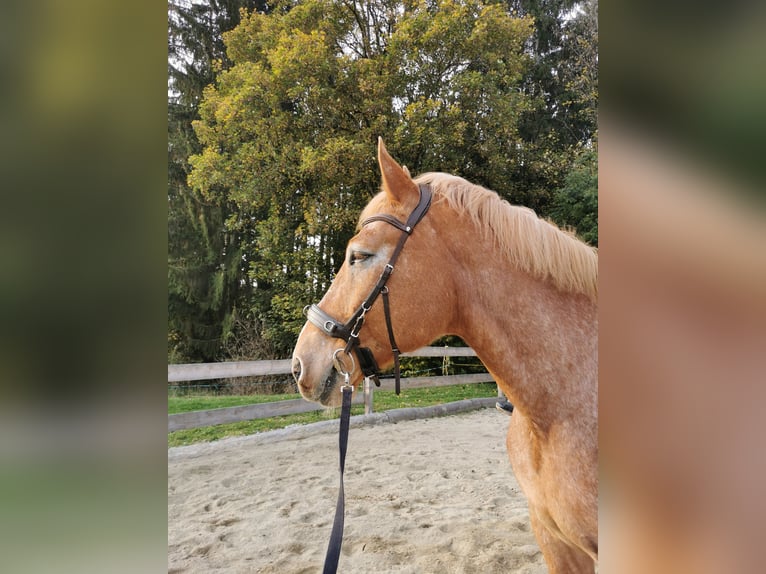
left=168, top=346, right=497, bottom=432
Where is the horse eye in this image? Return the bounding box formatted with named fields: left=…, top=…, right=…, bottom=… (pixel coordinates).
left=349, top=251, right=372, bottom=266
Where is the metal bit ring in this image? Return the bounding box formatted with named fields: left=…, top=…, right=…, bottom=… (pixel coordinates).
left=332, top=348, right=355, bottom=378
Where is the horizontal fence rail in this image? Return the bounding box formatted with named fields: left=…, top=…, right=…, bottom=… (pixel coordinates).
left=168, top=346, right=495, bottom=432
left=167, top=359, right=292, bottom=382
left=167, top=346, right=477, bottom=382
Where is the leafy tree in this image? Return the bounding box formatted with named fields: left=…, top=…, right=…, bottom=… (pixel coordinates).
left=174, top=0, right=598, bottom=361
left=188, top=0, right=538, bottom=357
left=548, top=142, right=598, bottom=246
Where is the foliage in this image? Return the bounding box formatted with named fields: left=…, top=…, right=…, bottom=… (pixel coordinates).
left=169, top=0, right=599, bottom=361
left=188, top=0, right=538, bottom=358
left=548, top=142, right=598, bottom=245
left=505, top=0, right=597, bottom=145
left=168, top=0, right=268, bottom=362
left=502, top=0, right=598, bottom=211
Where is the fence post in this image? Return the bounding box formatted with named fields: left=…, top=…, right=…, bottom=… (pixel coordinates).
left=364, top=377, right=374, bottom=414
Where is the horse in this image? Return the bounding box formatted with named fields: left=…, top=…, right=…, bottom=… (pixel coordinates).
left=291, top=138, right=598, bottom=573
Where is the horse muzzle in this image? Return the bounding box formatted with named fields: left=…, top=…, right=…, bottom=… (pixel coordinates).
left=292, top=346, right=356, bottom=407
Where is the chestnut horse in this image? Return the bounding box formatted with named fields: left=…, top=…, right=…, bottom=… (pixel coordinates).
left=292, top=139, right=598, bottom=572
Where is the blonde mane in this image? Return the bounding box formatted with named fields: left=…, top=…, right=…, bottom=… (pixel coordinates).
left=415, top=172, right=598, bottom=301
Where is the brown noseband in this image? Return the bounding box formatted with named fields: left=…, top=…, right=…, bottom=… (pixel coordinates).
left=304, top=184, right=432, bottom=395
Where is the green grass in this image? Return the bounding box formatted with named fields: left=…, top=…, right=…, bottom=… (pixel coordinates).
left=168, top=393, right=303, bottom=414
left=168, top=382, right=497, bottom=447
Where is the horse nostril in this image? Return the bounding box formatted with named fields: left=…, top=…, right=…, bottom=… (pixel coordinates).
left=291, top=356, right=303, bottom=384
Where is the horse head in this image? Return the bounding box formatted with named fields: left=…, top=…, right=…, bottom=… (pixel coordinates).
left=291, top=138, right=455, bottom=406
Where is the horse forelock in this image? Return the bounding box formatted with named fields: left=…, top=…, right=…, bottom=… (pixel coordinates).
left=414, top=172, right=598, bottom=301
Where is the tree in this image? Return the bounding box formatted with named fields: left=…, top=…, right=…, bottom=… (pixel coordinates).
left=188, top=0, right=537, bottom=357
left=502, top=0, right=598, bottom=213
left=557, top=0, right=598, bottom=144
left=548, top=141, right=598, bottom=246
left=527, top=0, right=597, bottom=245
left=168, top=0, right=268, bottom=362
left=174, top=0, right=598, bottom=361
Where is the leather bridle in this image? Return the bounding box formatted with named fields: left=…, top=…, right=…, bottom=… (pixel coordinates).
left=304, top=183, right=432, bottom=395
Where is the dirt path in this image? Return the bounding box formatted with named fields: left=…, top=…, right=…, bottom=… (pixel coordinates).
left=168, top=407, right=546, bottom=573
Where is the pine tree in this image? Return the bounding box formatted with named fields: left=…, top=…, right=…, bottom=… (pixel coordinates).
left=168, top=0, right=268, bottom=362
left=503, top=0, right=598, bottom=212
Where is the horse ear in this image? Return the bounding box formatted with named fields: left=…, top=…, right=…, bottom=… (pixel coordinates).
left=378, top=137, right=418, bottom=205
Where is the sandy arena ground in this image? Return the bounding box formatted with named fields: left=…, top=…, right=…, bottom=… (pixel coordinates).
left=168, top=406, right=546, bottom=573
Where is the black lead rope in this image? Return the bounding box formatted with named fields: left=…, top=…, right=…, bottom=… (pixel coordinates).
left=314, top=185, right=433, bottom=572
left=323, top=384, right=353, bottom=574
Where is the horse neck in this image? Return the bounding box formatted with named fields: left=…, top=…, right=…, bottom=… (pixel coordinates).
left=444, top=219, right=598, bottom=427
